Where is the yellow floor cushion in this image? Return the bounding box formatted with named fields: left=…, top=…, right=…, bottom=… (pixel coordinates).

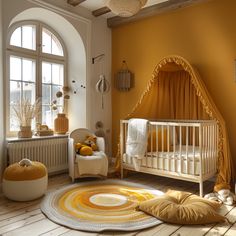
left=3, top=159, right=48, bottom=201
left=138, top=190, right=226, bottom=225
left=4, top=159, right=47, bottom=181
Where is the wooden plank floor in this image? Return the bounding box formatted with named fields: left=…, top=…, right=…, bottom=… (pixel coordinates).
left=0, top=172, right=235, bottom=236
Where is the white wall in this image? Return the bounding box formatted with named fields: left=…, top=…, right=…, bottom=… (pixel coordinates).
left=90, top=17, right=112, bottom=155
left=1, top=0, right=112, bottom=158
left=0, top=0, right=5, bottom=182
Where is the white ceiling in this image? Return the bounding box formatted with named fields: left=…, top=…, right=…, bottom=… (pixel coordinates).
left=79, top=0, right=169, bottom=18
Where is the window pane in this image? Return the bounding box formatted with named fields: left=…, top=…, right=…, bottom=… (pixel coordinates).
left=52, top=64, right=64, bottom=85
left=42, top=105, right=50, bottom=124
left=42, top=84, right=51, bottom=105
left=10, top=105, right=19, bottom=131
left=42, top=105, right=56, bottom=128
left=42, top=28, right=51, bottom=54
left=52, top=34, right=63, bottom=56
left=42, top=28, right=64, bottom=56
left=42, top=62, right=51, bottom=83
left=10, top=81, right=21, bottom=104
left=10, top=56, right=21, bottom=81
left=23, top=82, right=35, bottom=103
left=22, top=25, right=36, bottom=50
left=23, top=59, right=35, bottom=82
left=10, top=27, right=21, bottom=47
left=10, top=25, right=36, bottom=50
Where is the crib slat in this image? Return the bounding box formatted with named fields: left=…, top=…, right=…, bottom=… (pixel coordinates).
left=179, top=125, right=183, bottom=174
left=193, top=126, right=196, bottom=175
left=167, top=124, right=170, bottom=172
left=151, top=124, right=154, bottom=169
left=207, top=125, right=210, bottom=174
left=214, top=123, right=217, bottom=173
left=120, top=120, right=124, bottom=178
left=155, top=125, right=158, bottom=170
left=212, top=124, right=214, bottom=173
left=173, top=125, right=176, bottom=173
left=186, top=126, right=189, bottom=175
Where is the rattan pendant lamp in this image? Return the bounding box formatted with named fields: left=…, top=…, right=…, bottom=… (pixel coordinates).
left=106, top=0, right=148, bottom=17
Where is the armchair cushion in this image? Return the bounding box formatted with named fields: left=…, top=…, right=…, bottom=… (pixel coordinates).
left=75, top=151, right=108, bottom=176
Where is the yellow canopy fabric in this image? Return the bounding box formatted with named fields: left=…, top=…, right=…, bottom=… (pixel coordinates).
left=116, top=55, right=234, bottom=188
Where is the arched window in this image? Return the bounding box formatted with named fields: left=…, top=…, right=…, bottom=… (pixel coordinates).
left=6, top=21, right=67, bottom=135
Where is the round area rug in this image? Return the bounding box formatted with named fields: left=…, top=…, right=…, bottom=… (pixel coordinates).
left=41, top=179, right=163, bottom=232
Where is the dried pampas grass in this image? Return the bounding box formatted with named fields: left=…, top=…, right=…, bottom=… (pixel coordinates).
left=12, top=98, right=41, bottom=127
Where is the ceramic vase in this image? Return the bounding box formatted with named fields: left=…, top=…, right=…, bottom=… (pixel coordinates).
left=54, top=113, right=69, bottom=134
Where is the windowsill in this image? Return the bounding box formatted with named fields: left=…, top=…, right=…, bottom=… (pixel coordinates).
left=6, top=134, right=69, bottom=142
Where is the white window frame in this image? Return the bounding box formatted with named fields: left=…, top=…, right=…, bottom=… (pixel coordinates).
left=6, top=20, right=67, bottom=137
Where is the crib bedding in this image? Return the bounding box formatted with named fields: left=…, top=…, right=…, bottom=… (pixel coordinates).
left=123, top=145, right=211, bottom=175
left=123, top=155, right=201, bottom=175
left=146, top=145, right=201, bottom=160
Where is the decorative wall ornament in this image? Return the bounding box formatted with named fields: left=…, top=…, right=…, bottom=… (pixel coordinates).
left=92, top=53, right=110, bottom=109
left=71, top=80, right=86, bottom=94
left=106, top=0, right=148, bottom=17
left=96, top=75, right=110, bottom=109
left=115, top=60, right=132, bottom=91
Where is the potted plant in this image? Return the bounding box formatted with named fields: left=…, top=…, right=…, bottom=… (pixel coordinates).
left=12, top=98, right=41, bottom=138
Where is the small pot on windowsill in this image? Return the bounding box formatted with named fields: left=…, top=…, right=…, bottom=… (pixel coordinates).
left=54, top=113, right=69, bottom=134
left=18, top=126, right=33, bottom=138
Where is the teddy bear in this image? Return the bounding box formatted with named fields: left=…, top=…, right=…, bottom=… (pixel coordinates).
left=74, top=143, right=93, bottom=156
left=204, top=183, right=236, bottom=206
left=83, top=135, right=98, bottom=151
left=74, top=135, right=98, bottom=156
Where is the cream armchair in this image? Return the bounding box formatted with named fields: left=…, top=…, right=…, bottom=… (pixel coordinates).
left=68, top=128, right=108, bottom=182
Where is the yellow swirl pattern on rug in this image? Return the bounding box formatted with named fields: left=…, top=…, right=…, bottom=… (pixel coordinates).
left=41, top=180, right=163, bottom=231
left=58, top=184, right=156, bottom=223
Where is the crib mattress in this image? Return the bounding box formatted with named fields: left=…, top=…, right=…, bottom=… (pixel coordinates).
left=123, top=146, right=209, bottom=176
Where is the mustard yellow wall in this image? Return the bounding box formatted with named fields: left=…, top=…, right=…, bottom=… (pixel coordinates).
left=112, top=0, right=236, bottom=171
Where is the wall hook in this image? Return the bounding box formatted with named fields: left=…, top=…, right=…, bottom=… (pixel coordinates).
left=92, top=53, right=105, bottom=64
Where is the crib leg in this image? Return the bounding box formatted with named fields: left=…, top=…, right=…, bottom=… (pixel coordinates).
left=199, top=181, right=203, bottom=197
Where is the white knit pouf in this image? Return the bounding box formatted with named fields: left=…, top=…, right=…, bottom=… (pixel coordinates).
left=3, top=159, right=48, bottom=201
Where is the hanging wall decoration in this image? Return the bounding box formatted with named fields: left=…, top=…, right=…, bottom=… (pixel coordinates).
left=71, top=80, right=86, bottom=94
left=96, top=75, right=110, bottom=109
left=92, top=53, right=110, bottom=109
left=115, top=60, right=132, bottom=91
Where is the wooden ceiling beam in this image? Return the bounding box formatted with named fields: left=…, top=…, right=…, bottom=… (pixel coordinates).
left=92, top=7, right=111, bottom=17
left=67, top=0, right=86, bottom=7
left=107, top=0, right=210, bottom=28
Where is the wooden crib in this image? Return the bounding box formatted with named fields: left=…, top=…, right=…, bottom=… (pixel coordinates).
left=120, top=119, right=218, bottom=197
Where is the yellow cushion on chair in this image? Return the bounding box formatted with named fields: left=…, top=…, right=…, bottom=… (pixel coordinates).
left=138, top=190, right=226, bottom=225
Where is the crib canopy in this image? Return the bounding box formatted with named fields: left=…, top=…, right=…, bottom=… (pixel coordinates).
left=120, top=55, right=234, bottom=188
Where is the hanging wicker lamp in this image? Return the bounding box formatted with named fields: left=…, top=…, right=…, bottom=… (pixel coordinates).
left=106, top=0, right=148, bottom=17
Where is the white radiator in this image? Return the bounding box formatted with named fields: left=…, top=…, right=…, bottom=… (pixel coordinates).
left=7, top=137, right=68, bottom=174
